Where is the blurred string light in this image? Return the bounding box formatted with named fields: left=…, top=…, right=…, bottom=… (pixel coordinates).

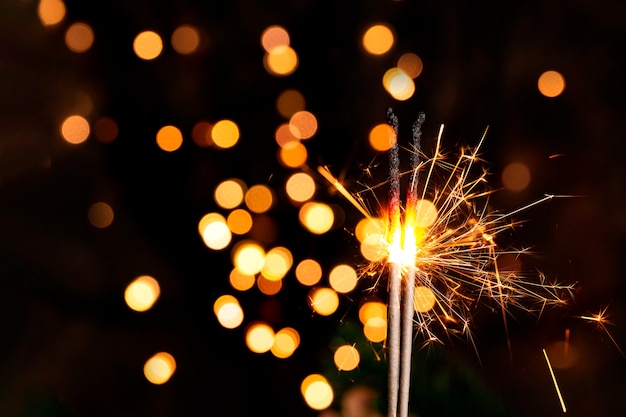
left=261, top=25, right=298, bottom=76
left=87, top=201, right=114, bottom=229
left=214, top=295, right=245, bottom=329
left=333, top=344, right=360, bottom=371
left=61, top=114, right=90, bottom=144
left=285, top=172, right=316, bottom=203
left=65, top=22, right=94, bottom=53
left=211, top=119, right=240, bottom=149
left=538, top=70, right=566, bottom=97
left=124, top=275, right=160, bottom=312
left=362, top=24, right=395, bottom=55
left=171, top=24, right=201, bottom=55
left=37, top=0, right=65, bottom=26
left=143, top=352, right=176, bottom=385
left=276, top=89, right=306, bottom=118
left=133, top=30, right=164, bottom=60
left=156, top=125, right=183, bottom=152
left=191, top=121, right=214, bottom=147
left=301, top=374, right=334, bottom=410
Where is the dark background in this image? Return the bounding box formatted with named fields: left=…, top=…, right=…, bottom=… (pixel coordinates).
left=2, top=0, right=626, bottom=416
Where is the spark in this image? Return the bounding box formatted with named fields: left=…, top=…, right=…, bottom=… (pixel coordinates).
left=579, top=306, right=625, bottom=358
left=543, top=348, right=567, bottom=413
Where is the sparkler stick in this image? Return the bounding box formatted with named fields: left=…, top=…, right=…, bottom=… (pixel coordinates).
left=398, top=113, right=425, bottom=417
left=386, top=108, right=402, bottom=417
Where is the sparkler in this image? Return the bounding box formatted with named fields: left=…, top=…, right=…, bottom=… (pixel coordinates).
left=319, top=109, right=575, bottom=417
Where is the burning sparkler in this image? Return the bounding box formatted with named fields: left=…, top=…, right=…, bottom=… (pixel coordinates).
left=319, top=109, right=575, bottom=417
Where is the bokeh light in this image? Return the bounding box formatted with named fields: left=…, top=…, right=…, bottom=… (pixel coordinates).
left=301, top=374, right=334, bottom=410
left=285, top=172, right=316, bottom=203
left=261, top=25, right=290, bottom=52
left=334, top=344, right=360, bottom=371
left=413, top=286, right=436, bottom=313
left=233, top=241, right=266, bottom=275
left=38, top=0, right=66, bottom=26
left=133, top=30, right=164, bottom=60
left=274, top=123, right=299, bottom=147
left=257, top=275, right=282, bottom=295
left=171, top=24, right=200, bottom=54
left=271, top=327, right=300, bottom=358
left=229, top=268, right=256, bottom=291
left=261, top=246, right=293, bottom=281
left=156, top=125, right=183, bottom=152
left=278, top=141, right=308, bottom=168
left=245, top=185, right=273, bottom=213
left=397, top=52, right=423, bottom=78
left=265, top=45, right=299, bottom=76
left=363, top=317, right=387, bottom=342
left=245, top=322, right=275, bottom=353
left=299, top=202, right=334, bottom=234
left=383, top=67, right=415, bottom=101
left=211, top=119, right=240, bottom=149
left=144, top=352, right=176, bottom=385
left=214, top=294, right=245, bottom=329
left=538, top=70, right=566, bottom=97
left=124, top=275, right=160, bottom=312
left=191, top=121, right=214, bottom=147
left=413, top=199, right=438, bottom=228
left=368, top=123, right=397, bottom=151
left=214, top=179, right=246, bottom=209
left=93, top=117, right=119, bottom=143
left=308, top=287, right=339, bottom=316
left=289, top=110, right=318, bottom=139
left=362, top=24, right=394, bottom=55
left=328, top=264, right=358, bottom=294
left=87, top=201, right=114, bottom=228
left=358, top=300, right=387, bottom=325
left=276, top=89, right=305, bottom=118
left=61, top=115, right=90, bottom=144
left=546, top=339, right=580, bottom=369
left=502, top=162, right=531, bottom=192
left=65, top=22, right=94, bottom=53
left=227, top=209, right=253, bottom=235
left=295, top=259, right=323, bottom=286
left=198, top=212, right=232, bottom=250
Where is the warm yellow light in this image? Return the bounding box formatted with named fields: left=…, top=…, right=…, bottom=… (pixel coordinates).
left=368, top=123, right=397, bottom=151
left=414, top=286, right=436, bottom=313
left=334, top=344, right=360, bottom=371
left=156, top=125, right=183, bottom=152
left=171, top=24, right=200, bottom=54
left=276, top=89, right=305, bottom=118
left=328, top=264, right=358, bottom=294
left=502, top=162, right=531, bottom=192
left=214, top=179, right=246, bottom=209
left=191, top=121, right=214, bottom=147
left=229, top=268, right=256, bottom=291
left=245, top=185, right=274, bottom=213
left=144, top=352, right=176, bottom=385
left=289, top=110, right=318, bottom=140
left=363, top=317, right=387, bottom=342
left=355, top=217, right=384, bottom=242
left=214, top=294, right=244, bottom=329
left=61, top=115, right=90, bottom=144
left=308, top=287, right=339, bottom=316
left=94, top=117, right=119, bottom=143
left=261, top=25, right=290, bottom=52
left=265, top=45, right=298, bottom=76
left=285, top=172, right=316, bottom=203
left=38, top=0, right=66, bottom=26
left=295, top=259, right=323, bottom=286
left=261, top=246, right=293, bottom=281
left=383, top=67, right=415, bottom=101
left=274, top=123, right=299, bottom=147
left=233, top=241, right=266, bottom=275
left=87, top=201, right=114, bottom=228
left=360, top=233, right=387, bottom=262
left=257, top=275, right=282, bottom=295
left=362, top=24, right=394, bottom=55
left=358, top=300, right=386, bottom=325
left=245, top=322, right=275, bottom=353
left=198, top=212, right=232, bottom=250
left=299, top=202, right=334, bottom=234
left=227, top=209, right=253, bottom=235
left=125, top=275, right=160, bottom=312
left=65, top=22, right=94, bottom=53
left=133, top=31, right=163, bottom=60
left=538, top=70, right=565, bottom=97
left=301, top=374, right=334, bottom=411
left=279, top=141, right=308, bottom=168
left=397, top=52, right=423, bottom=78
left=271, top=327, right=300, bottom=358
left=211, top=119, right=240, bottom=148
